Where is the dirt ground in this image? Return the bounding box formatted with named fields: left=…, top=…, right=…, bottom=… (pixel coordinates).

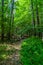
left=0, top=41, right=22, bottom=65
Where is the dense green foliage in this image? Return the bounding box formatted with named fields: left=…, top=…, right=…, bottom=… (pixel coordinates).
left=14, top=0, right=43, bottom=36
left=0, top=0, right=43, bottom=41
left=20, top=37, right=43, bottom=65
left=0, top=0, right=43, bottom=64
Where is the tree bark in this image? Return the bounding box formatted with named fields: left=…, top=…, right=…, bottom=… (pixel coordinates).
left=8, top=0, right=14, bottom=41
left=31, top=0, right=36, bottom=36
left=36, top=0, right=42, bottom=38
left=1, top=0, right=4, bottom=42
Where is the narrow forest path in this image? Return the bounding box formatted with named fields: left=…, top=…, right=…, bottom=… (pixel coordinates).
left=12, top=42, right=22, bottom=65
left=0, top=41, right=22, bottom=65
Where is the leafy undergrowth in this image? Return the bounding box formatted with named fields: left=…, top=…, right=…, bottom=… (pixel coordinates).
left=0, top=43, right=15, bottom=61
left=20, top=36, right=43, bottom=65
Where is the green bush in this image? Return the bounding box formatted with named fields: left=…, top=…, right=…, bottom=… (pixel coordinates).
left=20, top=36, right=43, bottom=65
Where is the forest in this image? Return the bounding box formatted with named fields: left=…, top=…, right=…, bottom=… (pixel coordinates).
left=0, top=0, right=43, bottom=65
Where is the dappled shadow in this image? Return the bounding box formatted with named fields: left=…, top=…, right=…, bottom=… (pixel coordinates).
left=0, top=42, right=22, bottom=65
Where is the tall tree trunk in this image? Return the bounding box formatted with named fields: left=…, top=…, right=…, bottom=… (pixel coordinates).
left=31, top=0, right=36, bottom=36
left=36, top=0, right=42, bottom=38
left=1, top=0, right=4, bottom=42
left=8, top=0, right=14, bottom=41
left=11, top=0, right=14, bottom=41
left=42, top=32, right=43, bottom=41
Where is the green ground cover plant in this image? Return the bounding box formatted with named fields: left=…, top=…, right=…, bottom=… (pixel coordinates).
left=20, top=36, right=43, bottom=65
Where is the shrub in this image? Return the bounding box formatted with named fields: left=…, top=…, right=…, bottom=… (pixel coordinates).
left=20, top=36, right=43, bottom=65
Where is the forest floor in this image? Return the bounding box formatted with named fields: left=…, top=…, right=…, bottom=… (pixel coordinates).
left=0, top=41, right=22, bottom=65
